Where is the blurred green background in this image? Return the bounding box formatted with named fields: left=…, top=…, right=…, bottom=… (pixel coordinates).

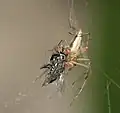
left=74, top=0, right=120, bottom=113
left=89, top=0, right=120, bottom=113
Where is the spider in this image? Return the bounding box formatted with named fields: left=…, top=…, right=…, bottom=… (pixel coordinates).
left=33, top=0, right=92, bottom=105
left=48, top=29, right=91, bottom=106
left=46, top=0, right=92, bottom=106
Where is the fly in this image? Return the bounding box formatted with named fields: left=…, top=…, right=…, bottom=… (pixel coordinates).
left=33, top=51, right=67, bottom=96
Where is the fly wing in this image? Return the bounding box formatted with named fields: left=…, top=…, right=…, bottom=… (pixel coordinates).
left=41, top=72, right=57, bottom=87
left=55, top=73, right=67, bottom=96
left=42, top=63, right=65, bottom=87
left=32, top=68, right=49, bottom=84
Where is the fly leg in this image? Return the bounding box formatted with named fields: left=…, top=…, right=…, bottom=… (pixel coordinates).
left=40, top=64, right=52, bottom=69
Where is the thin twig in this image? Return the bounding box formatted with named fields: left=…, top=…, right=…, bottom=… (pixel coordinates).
left=102, top=71, right=120, bottom=89
left=106, top=80, right=111, bottom=113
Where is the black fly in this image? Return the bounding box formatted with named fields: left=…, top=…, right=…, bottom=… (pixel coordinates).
left=40, top=52, right=67, bottom=87
left=33, top=50, right=67, bottom=94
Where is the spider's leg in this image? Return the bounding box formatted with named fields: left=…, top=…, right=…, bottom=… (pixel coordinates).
left=47, top=40, right=65, bottom=52
left=48, top=40, right=69, bottom=52
left=68, top=31, right=75, bottom=35
left=57, top=40, right=65, bottom=46
left=64, top=40, right=70, bottom=47
left=81, top=32, right=91, bottom=48
left=68, top=0, right=75, bottom=30
left=71, top=74, right=83, bottom=87
left=70, top=71, right=89, bottom=106
left=81, top=32, right=91, bottom=41
left=47, top=41, right=63, bottom=52
left=72, top=62, right=91, bottom=87
left=77, top=58, right=90, bottom=61
left=58, top=40, right=69, bottom=47
left=82, top=32, right=90, bottom=37
left=77, top=58, right=91, bottom=66
left=71, top=61, right=89, bottom=69
left=68, top=0, right=77, bottom=35
left=70, top=64, right=91, bottom=106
